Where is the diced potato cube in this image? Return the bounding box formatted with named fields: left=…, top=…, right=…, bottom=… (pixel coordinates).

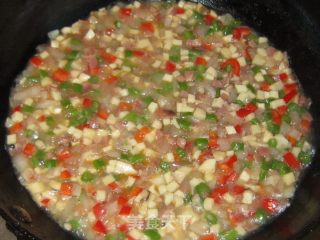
left=283, top=172, right=296, bottom=186
left=7, top=134, right=16, bottom=145
left=103, top=175, right=115, bottom=185
left=167, top=181, right=179, bottom=193
left=158, top=185, right=167, bottom=195
left=226, top=126, right=237, bottom=135
left=164, top=192, right=174, bottom=205
left=96, top=190, right=106, bottom=202
left=239, top=170, right=250, bottom=182
left=242, top=190, right=254, bottom=204
left=199, top=159, right=216, bottom=173
left=148, top=102, right=158, bottom=113
left=173, top=196, right=184, bottom=207
left=174, top=166, right=192, bottom=183
left=203, top=198, right=214, bottom=211
left=193, top=108, right=206, bottom=120
left=28, top=182, right=45, bottom=193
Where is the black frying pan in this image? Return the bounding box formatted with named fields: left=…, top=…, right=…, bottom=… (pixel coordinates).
left=0, top=0, right=320, bottom=239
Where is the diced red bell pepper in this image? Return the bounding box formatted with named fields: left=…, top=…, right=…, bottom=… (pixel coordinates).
left=284, top=83, right=297, bottom=91
left=174, top=7, right=185, bottom=14
left=133, top=50, right=145, bottom=58
left=108, top=182, right=118, bottom=190
left=40, top=198, right=50, bottom=207
left=286, top=135, right=297, bottom=146
left=165, top=61, right=176, bottom=73
left=277, top=105, right=288, bottom=115
left=301, top=118, right=311, bottom=130
left=92, top=220, right=107, bottom=235
left=279, top=73, right=289, bottom=82
left=105, top=75, right=118, bottom=84
left=11, top=105, right=22, bottom=113
left=283, top=90, right=297, bottom=103
left=198, top=149, right=212, bottom=164
left=60, top=170, right=72, bottom=179
left=200, top=234, right=217, bottom=240
left=119, top=7, right=132, bottom=17
left=228, top=212, right=246, bottom=225
left=118, top=223, right=128, bottom=232
left=9, top=123, right=23, bottom=134
left=271, top=105, right=288, bottom=125
left=140, top=22, right=155, bottom=33
left=283, top=152, right=301, bottom=170
left=271, top=109, right=282, bottom=125
left=127, top=186, right=143, bottom=199
left=38, top=115, right=46, bottom=122
left=100, top=51, right=117, bottom=64
left=236, top=103, right=257, bottom=118
left=97, top=110, right=109, bottom=120
left=235, top=124, right=242, bottom=134
left=30, top=56, right=43, bottom=67
left=119, top=205, right=132, bottom=215
left=23, top=143, right=36, bottom=157
left=105, top=27, right=115, bottom=36
left=243, top=47, right=252, bottom=61
left=261, top=198, right=279, bottom=214
left=117, top=196, right=129, bottom=206
left=184, top=140, right=193, bottom=153
left=60, top=182, right=73, bottom=196
left=195, top=56, right=207, bottom=66
left=218, top=170, right=237, bottom=185
left=202, top=42, right=214, bottom=51
left=134, top=127, right=151, bottom=143
left=58, top=150, right=71, bottom=161
left=233, top=27, right=251, bottom=40
left=217, top=162, right=232, bottom=173
left=208, top=132, right=219, bottom=148
left=52, top=68, right=69, bottom=82
left=93, top=203, right=106, bottom=219
left=204, top=15, right=215, bottom=25
left=88, top=65, right=100, bottom=76
left=82, top=98, right=92, bottom=108
left=260, top=82, right=270, bottom=92
left=221, top=58, right=241, bottom=76
left=78, top=123, right=90, bottom=130
left=118, top=102, right=133, bottom=111
left=232, top=185, right=245, bottom=195
left=225, top=155, right=238, bottom=168
left=209, top=187, right=228, bottom=204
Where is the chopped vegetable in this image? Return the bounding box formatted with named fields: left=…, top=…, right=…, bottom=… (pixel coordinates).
left=219, top=229, right=239, bottom=240
left=205, top=212, right=218, bottom=225
left=81, top=171, right=95, bottom=182
left=195, top=182, right=211, bottom=199
left=195, top=138, right=209, bottom=150
left=261, top=198, right=279, bottom=214
left=159, top=161, right=171, bottom=172
left=52, top=68, right=69, bottom=82
left=283, top=152, right=301, bottom=170
left=169, top=45, right=181, bottom=62
left=92, top=220, right=107, bottom=235
left=231, top=141, right=244, bottom=152
left=255, top=208, right=268, bottom=223
left=93, top=159, right=106, bottom=170
left=298, top=151, right=312, bottom=164
left=143, top=229, right=161, bottom=240
left=60, top=182, right=73, bottom=196
left=221, top=58, right=240, bottom=76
